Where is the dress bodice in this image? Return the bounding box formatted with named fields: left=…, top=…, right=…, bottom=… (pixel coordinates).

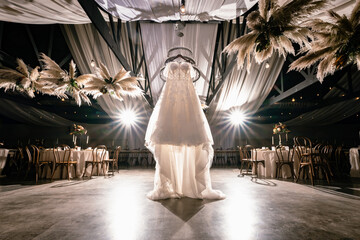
left=166, top=62, right=192, bottom=82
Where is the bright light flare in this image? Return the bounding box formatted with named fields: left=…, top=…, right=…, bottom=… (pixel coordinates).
left=119, top=110, right=137, bottom=126
left=229, top=110, right=245, bottom=125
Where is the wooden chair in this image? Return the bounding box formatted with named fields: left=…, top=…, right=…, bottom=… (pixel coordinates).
left=51, top=144, right=77, bottom=181
left=102, top=146, right=121, bottom=176
left=312, top=144, right=331, bottom=184
left=274, top=145, right=296, bottom=180
left=85, top=145, right=107, bottom=178
left=25, top=145, right=54, bottom=184
left=294, top=137, right=315, bottom=185
left=238, top=145, right=265, bottom=178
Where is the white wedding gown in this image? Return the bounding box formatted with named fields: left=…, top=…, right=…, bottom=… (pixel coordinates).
left=145, top=61, right=225, bottom=200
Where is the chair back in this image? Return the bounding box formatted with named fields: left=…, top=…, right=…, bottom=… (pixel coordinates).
left=53, top=144, right=71, bottom=164
left=275, top=145, right=294, bottom=163
left=239, top=145, right=255, bottom=160
left=293, top=136, right=312, bottom=160
left=25, top=145, right=40, bottom=165
left=92, top=145, right=107, bottom=162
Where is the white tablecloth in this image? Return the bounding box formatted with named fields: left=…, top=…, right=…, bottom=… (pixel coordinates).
left=349, top=148, right=360, bottom=178
left=40, top=149, right=109, bottom=179
left=252, top=149, right=299, bottom=179
left=0, top=148, right=9, bottom=175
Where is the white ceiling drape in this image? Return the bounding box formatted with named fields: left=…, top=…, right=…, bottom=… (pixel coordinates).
left=208, top=54, right=285, bottom=120
left=140, top=22, right=218, bottom=103
left=0, top=0, right=93, bottom=24
left=61, top=23, right=150, bottom=116
left=95, top=0, right=248, bottom=22
left=62, top=23, right=151, bottom=148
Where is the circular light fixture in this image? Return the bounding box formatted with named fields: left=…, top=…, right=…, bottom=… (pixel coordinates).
left=119, top=110, right=137, bottom=126
left=229, top=110, right=245, bottom=125
left=265, top=62, right=270, bottom=68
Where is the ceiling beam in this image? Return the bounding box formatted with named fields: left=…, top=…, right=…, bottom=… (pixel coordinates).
left=77, top=0, right=131, bottom=71
left=78, top=0, right=153, bottom=108
left=261, top=74, right=318, bottom=108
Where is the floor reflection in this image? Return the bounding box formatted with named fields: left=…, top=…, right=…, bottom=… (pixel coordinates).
left=158, top=197, right=218, bottom=222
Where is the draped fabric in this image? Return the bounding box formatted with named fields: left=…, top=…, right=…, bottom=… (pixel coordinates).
left=286, top=70, right=360, bottom=126
left=95, top=0, right=248, bottom=22
left=0, top=0, right=355, bottom=24
left=0, top=0, right=93, bottom=24
left=140, top=23, right=217, bottom=103
left=0, top=98, right=72, bottom=126
left=62, top=23, right=151, bottom=148
left=208, top=54, right=285, bottom=117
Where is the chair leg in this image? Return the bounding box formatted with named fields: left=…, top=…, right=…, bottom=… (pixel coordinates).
left=51, top=164, right=58, bottom=181
left=102, top=162, right=107, bottom=177
left=67, top=165, right=70, bottom=181
left=35, top=165, right=39, bottom=184
left=309, top=166, right=314, bottom=186
left=296, top=166, right=302, bottom=183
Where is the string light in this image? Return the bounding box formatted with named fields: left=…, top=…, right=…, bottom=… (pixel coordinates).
left=265, top=62, right=270, bottom=68
left=180, top=0, right=185, bottom=14
left=291, top=98, right=295, bottom=102
left=91, top=60, right=96, bottom=67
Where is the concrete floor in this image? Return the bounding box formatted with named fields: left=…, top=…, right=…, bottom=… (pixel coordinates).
left=0, top=169, right=360, bottom=240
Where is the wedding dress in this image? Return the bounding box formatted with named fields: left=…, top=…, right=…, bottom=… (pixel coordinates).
left=145, top=61, right=225, bottom=200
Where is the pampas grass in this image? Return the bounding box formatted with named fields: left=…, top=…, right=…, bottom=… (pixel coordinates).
left=83, top=62, right=143, bottom=101
left=223, top=0, right=326, bottom=71
left=0, top=54, right=142, bottom=106
left=289, top=0, right=360, bottom=82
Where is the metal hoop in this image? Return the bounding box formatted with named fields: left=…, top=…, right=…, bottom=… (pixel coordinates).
left=167, top=47, right=193, bottom=57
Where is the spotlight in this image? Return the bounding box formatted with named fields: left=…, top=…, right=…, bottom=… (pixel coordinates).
left=91, top=60, right=96, bottom=67
left=119, top=110, right=137, bottom=126
left=180, top=0, right=185, bottom=14
left=265, top=62, right=270, bottom=69
left=230, top=110, right=245, bottom=125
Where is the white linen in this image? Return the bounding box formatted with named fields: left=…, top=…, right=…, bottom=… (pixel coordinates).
left=349, top=148, right=360, bottom=178
left=40, top=149, right=109, bottom=179
left=252, top=149, right=299, bottom=179
left=0, top=149, right=9, bottom=175
left=145, top=62, right=225, bottom=200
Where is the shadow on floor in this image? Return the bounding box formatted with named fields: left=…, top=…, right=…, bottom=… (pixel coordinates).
left=158, top=197, right=219, bottom=222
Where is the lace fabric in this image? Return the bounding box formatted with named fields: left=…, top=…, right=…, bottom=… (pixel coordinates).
left=145, top=62, right=225, bottom=200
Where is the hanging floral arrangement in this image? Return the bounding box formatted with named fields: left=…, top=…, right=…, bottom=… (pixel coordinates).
left=289, top=1, right=360, bottom=82
left=223, top=0, right=326, bottom=72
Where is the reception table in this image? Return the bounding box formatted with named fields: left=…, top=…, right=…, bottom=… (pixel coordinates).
left=40, top=148, right=109, bottom=179
left=349, top=148, right=360, bottom=178
left=252, top=148, right=299, bottom=179
left=0, top=148, right=9, bottom=175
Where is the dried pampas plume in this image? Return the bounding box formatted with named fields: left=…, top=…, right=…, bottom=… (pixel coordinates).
left=83, top=62, right=143, bottom=101
left=289, top=0, right=360, bottom=82
left=223, top=0, right=326, bottom=72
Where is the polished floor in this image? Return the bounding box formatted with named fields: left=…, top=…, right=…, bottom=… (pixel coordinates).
left=0, top=169, right=360, bottom=240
